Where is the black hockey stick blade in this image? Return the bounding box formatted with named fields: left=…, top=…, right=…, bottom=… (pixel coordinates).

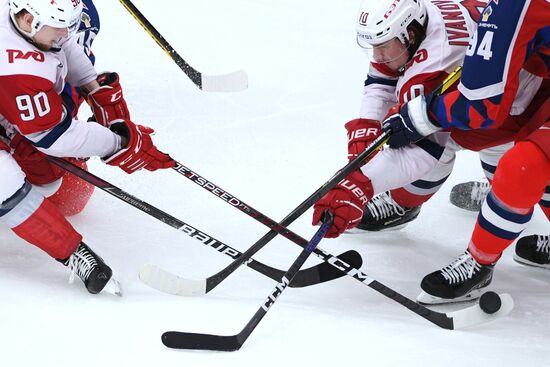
left=140, top=249, right=363, bottom=296
left=162, top=332, right=242, bottom=352
left=162, top=219, right=333, bottom=351
left=289, top=249, right=362, bottom=287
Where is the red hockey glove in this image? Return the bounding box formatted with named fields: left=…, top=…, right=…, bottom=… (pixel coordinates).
left=345, top=118, right=382, bottom=161
left=9, top=133, right=45, bottom=161
left=312, top=170, right=373, bottom=238
left=103, top=119, right=175, bottom=174
left=87, top=72, right=131, bottom=127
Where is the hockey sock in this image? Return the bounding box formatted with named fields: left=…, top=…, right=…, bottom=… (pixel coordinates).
left=7, top=186, right=82, bottom=260
left=468, top=191, right=533, bottom=264
left=469, top=141, right=550, bottom=263
left=390, top=187, right=434, bottom=208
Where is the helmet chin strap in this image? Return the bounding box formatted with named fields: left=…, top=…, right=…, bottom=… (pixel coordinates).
left=395, top=38, right=413, bottom=75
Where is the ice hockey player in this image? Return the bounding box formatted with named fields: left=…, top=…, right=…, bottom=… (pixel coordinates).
left=314, top=0, right=537, bottom=235
left=0, top=0, right=175, bottom=294
left=341, top=0, right=526, bottom=233
left=380, top=0, right=549, bottom=303
left=7, top=0, right=101, bottom=219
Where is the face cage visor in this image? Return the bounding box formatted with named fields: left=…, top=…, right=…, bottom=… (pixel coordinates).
left=356, top=34, right=411, bottom=65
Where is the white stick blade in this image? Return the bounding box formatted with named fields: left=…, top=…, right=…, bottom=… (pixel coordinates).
left=449, top=293, right=514, bottom=329
left=201, top=70, right=248, bottom=92
left=139, top=264, right=206, bottom=296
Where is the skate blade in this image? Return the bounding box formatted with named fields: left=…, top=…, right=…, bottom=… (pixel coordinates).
left=513, top=254, right=550, bottom=269
left=416, top=289, right=484, bottom=305
left=345, top=223, right=408, bottom=234
left=103, top=278, right=123, bottom=297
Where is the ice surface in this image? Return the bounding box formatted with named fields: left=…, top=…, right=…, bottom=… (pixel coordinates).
left=1, top=0, right=548, bottom=366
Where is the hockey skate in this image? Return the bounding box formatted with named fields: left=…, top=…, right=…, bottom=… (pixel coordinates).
left=61, top=242, right=122, bottom=296
left=449, top=180, right=491, bottom=212
left=514, top=234, right=550, bottom=269
left=352, top=191, right=421, bottom=232
left=417, top=250, right=494, bottom=305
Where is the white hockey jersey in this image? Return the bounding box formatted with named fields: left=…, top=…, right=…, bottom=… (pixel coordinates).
left=0, top=0, right=118, bottom=158
left=359, top=0, right=483, bottom=121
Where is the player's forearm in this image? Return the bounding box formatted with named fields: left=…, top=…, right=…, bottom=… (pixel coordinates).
left=79, top=79, right=101, bottom=94
left=36, top=118, right=121, bottom=158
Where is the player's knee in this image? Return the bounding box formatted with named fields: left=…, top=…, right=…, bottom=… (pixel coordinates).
left=492, top=141, right=550, bottom=208
left=0, top=151, right=27, bottom=204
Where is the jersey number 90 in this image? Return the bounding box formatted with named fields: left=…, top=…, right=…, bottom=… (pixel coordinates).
left=16, top=92, right=51, bottom=122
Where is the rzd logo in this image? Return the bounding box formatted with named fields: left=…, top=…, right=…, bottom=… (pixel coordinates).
left=7, top=49, right=45, bottom=64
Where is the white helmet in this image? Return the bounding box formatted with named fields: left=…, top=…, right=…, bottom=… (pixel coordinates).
left=356, top=0, right=427, bottom=48
left=9, top=0, right=83, bottom=38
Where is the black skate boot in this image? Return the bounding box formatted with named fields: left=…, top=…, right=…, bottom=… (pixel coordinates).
left=60, top=242, right=121, bottom=295
left=449, top=180, right=491, bottom=212
left=354, top=191, right=421, bottom=232
left=417, top=250, right=495, bottom=304
left=514, top=234, right=550, bottom=269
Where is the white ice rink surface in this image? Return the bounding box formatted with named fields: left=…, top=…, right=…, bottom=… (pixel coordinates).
left=0, top=1, right=548, bottom=366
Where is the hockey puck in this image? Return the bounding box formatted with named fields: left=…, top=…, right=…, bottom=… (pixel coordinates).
left=479, top=291, right=502, bottom=314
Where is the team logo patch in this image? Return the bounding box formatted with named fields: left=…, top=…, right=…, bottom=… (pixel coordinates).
left=6, top=49, right=45, bottom=63
left=81, top=12, right=92, bottom=29
left=481, top=5, right=493, bottom=22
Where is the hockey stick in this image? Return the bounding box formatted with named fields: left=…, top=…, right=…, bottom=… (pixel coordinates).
left=117, top=0, right=248, bottom=92
left=139, top=246, right=361, bottom=296
left=45, top=156, right=360, bottom=291
left=166, top=65, right=513, bottom=328
left=162, top=215, right=334, bottom=351
left=170, top=138, right=514, bottom=329
left=167, top=131, right=389, bottom=296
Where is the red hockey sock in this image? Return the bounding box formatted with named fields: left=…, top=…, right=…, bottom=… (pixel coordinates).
left=468, top=192, right=534, bottom=264
left=390, top=187, right=433, bottom=208
left=469, top=141, right=550, bottom=263
left=12, top=199, right=82, bottom=260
